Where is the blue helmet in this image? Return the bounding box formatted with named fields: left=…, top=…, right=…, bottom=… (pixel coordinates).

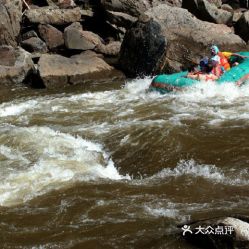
left=199, top=56, right=209, bottom=68
left=210, top=45, right=219, bottom=55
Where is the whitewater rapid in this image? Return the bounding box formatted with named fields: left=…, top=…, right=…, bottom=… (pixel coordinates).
left=0, top=78, right=249, bottom=207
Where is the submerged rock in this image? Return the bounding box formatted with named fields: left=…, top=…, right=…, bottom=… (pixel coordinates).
left=38, top=51, right=125, bottom=88
left=0, top=46, right=34, bottom=84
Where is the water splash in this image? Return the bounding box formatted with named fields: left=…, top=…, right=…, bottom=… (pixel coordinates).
left=0, top=125, right=130, bottom=206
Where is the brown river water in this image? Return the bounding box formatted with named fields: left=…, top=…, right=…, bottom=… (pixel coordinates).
left=0, top=78, right=248, bottom=249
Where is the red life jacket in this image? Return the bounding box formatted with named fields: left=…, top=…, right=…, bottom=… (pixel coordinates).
left=218, top=52, right=230, bottom=71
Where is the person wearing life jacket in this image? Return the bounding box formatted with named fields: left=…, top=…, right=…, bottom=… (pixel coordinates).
left=221, top=51, right=248, bottom=67
left=210, top=56, right=223, bottom=78
left=186, top=57, right=209, bottom=80
left=198, top=57, right=223, bottom=81
left=210, top=45, right=230, bottom=71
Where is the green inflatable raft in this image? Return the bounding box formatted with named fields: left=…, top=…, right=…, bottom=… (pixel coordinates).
left=149, top=52, right=249, bottom=94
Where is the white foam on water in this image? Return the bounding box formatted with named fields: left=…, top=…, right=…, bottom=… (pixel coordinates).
left=146, top=159, right=249, bottom=186
left=0, top=145, right=30, bottom=164
left=168, top=82, right=249, bottom=125
left=0, top=100, right=38, bottom=117
left=1, top=78, right=249, bottom=128
left=0, top=125, right=130, bottom=207
left=151, top=159, right=224, bottom=181
left=145, top=206, right=179, bottom=219
left=1, top=78, right=249, bottom=206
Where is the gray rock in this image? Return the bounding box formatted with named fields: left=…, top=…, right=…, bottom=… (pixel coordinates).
left=106, top=10, right=137, bottom=29
left=208, top=0, right=222, bottom=7
left=221, top=3, right=234, bottom=12
left=101, top=0, right=182, bottom=17
left=233, top=11, right=243, bottom=23
left=57, top=0, right=76, bottom=8
left=21, top=37, right=48, bottom=53
left=95, top=41, right=121, bottom=56
left=0, top=46, right=34, bottom=84
left=182, top=0, right=233, bottom=25
left=24, top=7, right=81, bottom=25
left=46, top=0, right=76, bottom=8
left=180, top=216, right=249, bottom=249
left=0, top=46, right=16, bottom=66
left=38, top=24, right=64, bottom=49
left=0, top=0, right=22, bottom=47
left=38, top=51, right=125, bottom=88
left=235, top=11, right=249, bottom=42
left=119, top=4, right=246, bottom=76
left=22, top=30, right=38, bottom=41
left=64, top=22, right=103, bottom=50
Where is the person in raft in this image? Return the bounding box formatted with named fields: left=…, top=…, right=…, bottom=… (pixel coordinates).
left=210, top=45, right=248, bottom=70
left=187, top=56, right=222, bottom=81
left=186, top=57, right=209, bottom=79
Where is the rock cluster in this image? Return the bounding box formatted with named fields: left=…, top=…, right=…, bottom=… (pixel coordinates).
left=0, top=0, right=248, bottom=87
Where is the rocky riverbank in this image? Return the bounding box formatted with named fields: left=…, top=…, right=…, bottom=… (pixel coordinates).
left=0, top=0, right=248, bottom=88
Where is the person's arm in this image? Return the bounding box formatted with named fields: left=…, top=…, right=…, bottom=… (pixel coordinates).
left=231, top=53, right=248, bottom=59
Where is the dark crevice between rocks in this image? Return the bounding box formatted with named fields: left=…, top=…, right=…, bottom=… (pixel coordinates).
left=82, top=0, right=121, bottom=42
left=28, top=0, right=48, bottom=7
left=24, top=67, right=45, bottom=89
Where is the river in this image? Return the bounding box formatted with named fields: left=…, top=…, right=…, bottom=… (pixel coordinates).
left=0, top=78, right=248, bottom=248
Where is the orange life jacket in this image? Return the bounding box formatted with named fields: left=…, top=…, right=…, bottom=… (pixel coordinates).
left=218, top=52, right=230, bottom=71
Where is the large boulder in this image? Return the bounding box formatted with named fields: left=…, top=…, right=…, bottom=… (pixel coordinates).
left=101, top=0, right=182, bottom=17
left=119, top=4, right=247, bottom=76
left=180, top=216, right=249, bottom=249
left=0, top=46, right=34, bottom=84
left=119, top=16, right=167, bottom=76
left=182, top=0, right=233, bottom=25
left=24, top=7, right=81, bottom=25
left=0, top=0, right=22, bottom=47
left=38, top=51, right=125, bottom=88
left=235, top=11, right=249, bottom=42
